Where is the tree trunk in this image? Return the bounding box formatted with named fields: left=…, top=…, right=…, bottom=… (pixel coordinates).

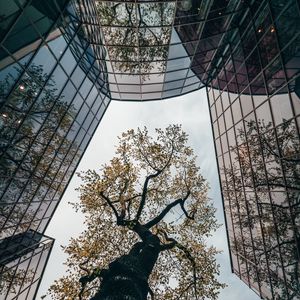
left=91, top=231, right=161, bottom=300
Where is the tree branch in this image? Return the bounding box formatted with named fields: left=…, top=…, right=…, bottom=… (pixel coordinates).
left=135, top=142, right=175, bottom=220
left=99, top=192, right=119, bottom=221
left=159, top=231, right=198, bottom=299
left=135, top=171, right=162, bottom=220
left=145, top=191, right=191, bottom=229
left=118, top=178, right=129, bottom=218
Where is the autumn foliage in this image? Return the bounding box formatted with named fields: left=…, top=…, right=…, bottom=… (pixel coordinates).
left=49, top=125, right=224, bottom=299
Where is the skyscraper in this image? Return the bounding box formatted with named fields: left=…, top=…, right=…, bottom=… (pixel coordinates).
left=204, top=1, right=300, bottom=298
left=0, top=0, right=299, bottom=299
left=0, top=0, right=109, bottom=298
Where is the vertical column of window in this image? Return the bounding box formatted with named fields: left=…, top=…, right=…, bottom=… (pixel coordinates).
left=37, top=0, right=108, bottom=224
left=221, top=40, right=256, bottom=285
left=266, top=3, right=300, bottom=297
left=255, top=93, right=293, bottom=298
left=217, top=57, right=246, bottom=278
left=237, top=27, right=270, bottom=294
left=246, top=12, right=282, bottom=296
left=15, top=51, right=70, bottom=233
left=219, top=64, right=245, bottom=278
left=35, top=21, right=108, bottom=230
left=206, top=84, right=240, bottom=276
left=227, top=104, right=253, bottom=286
left=240, top=33, right=271, bottom=294
left=0, top=7, right=55, bottom=218
left=26, top=12, right=96, bottom=233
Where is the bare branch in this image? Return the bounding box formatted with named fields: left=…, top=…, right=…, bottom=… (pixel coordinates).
left=135, top=142, right=175, bottom=220
left=118, top=178, right=129, bottom=217
left=135, top=171, right=162, bottom=220
left=145, top=191, right=191, bottom=228
left=175, top=244, right=198, bottom=300
left=137, top=143, right=160, bottom=172
left=78, top=258, right=91, bottom=274
left=99, top=192, right=119, bottom=221
left=160, top=240, right=177, bottom=251
left=158, top=230, right=198, bottom=299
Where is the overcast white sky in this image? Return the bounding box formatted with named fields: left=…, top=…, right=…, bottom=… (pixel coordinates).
left=37, top=89, right=260, bottom=299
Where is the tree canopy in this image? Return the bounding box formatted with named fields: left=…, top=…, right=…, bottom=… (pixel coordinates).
left=49, top=124, right=225, bottom=299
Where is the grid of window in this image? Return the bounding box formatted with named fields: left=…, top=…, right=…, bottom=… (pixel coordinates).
left=0, top=233, right=54, bottom=300
left=91, top=0, right=207, bottom=100
left=0, top=0, right=109, bottom=298
left=207, top=0, right=300, bottom=299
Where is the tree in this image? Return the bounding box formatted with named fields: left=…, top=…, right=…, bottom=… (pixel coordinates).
left=221, top=118, right=300, bottom=299
left=49, top=125, right=225, bottom=300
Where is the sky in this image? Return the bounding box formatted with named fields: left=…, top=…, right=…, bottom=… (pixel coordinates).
left=37, top=88, right=260, bottom=299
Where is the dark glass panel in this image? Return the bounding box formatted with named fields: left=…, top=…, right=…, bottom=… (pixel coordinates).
left=2, top=12, right=39, bottom=59
left=264, top=57, right=286, bottom=95
left=60, top=80, right=76, bottom=105
left=29, top=45, right=56, bottom=77
left=275, top=1, right=300, bottom=57
left=71, top=65, right=85, bottom=87
left=0, top=1, right=21, bottom=41
left=82, top=111, right=93, bottom=131
left=49, top=65, right=67, bottom=97
left=258, top=26, right=279, bottom=69
left=60, top=48, right=77, bottom=75
left=76, top=103, right=89, bottom=125
left=79, top=77, right=93, bottom=99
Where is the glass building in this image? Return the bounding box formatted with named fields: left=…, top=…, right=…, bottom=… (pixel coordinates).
left=204, top=1, right=300, bottom=299
left=0, top=0, right=109, bottom=298
left=0, top=0, right=299, bottom=299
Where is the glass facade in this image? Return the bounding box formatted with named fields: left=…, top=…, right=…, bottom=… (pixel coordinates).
left=0, top=0, right=299, bottom=299
left=0, top=0, right=109, bottom=298
left=94, top=0, right=204, bottom=100
left=206, top=0, right=300, bottom=299
left=0, top=232, right=54, bottom=300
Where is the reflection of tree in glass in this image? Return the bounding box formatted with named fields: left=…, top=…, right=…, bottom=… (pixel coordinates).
left=0, top=264, right=34, bottom=298
left=96, top=1, right=175, bottom=75
left=222, top=119, right=300, bottom=299
left=0, top=64, right=79, bottom=235
left=49, top=125, right=225, bottom=300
